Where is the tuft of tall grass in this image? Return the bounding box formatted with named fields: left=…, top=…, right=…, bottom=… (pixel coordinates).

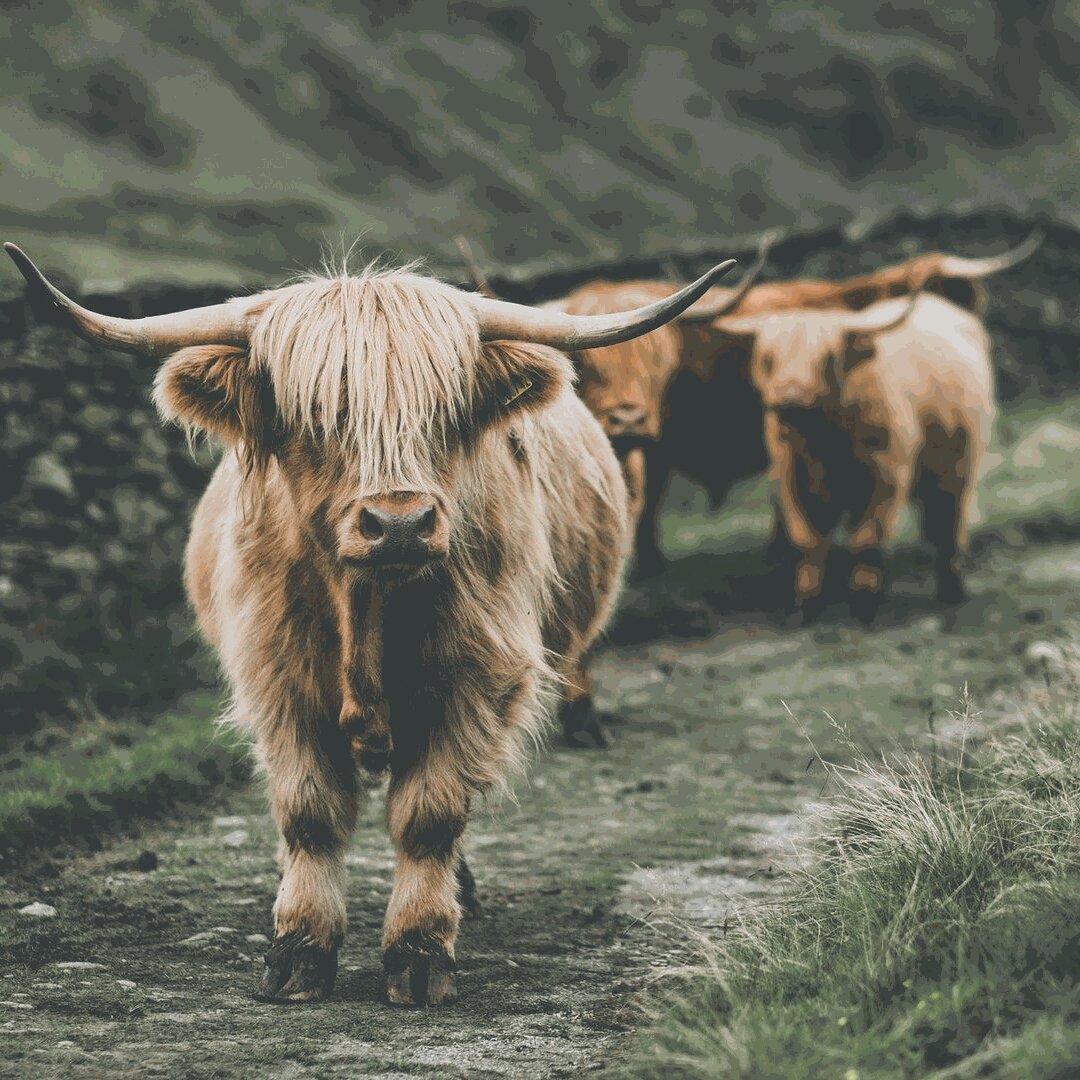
left=621, top=657, right=1080, bottom=1079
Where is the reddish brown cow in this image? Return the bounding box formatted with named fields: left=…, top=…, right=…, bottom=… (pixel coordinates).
left=713, top=293, right=996, bottom=619
left=551, top=234, right=1038, bottom=574
left=7, top=242, right=735, bottom=1007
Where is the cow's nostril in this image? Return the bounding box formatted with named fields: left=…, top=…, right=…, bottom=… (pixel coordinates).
left=417, top=506, right=437, bottom=538
left=359, top=507, right=384, bottom=541
left=608, top=405, right=647, bottom=428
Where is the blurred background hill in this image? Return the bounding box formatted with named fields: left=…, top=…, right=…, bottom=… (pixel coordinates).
left=2, top=0, right=1079, bottom=289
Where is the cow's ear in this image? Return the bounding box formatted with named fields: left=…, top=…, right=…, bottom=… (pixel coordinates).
left=153, top=345, right=275, bottom=451
left=690, top=318, right=758, bottom=381
left=475, top=341, right=572, bottom=423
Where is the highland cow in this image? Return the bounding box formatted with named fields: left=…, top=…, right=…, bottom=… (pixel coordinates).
left=5, top=242, right=735, bottom=1006
left=713, top=292, right=996, bottom=620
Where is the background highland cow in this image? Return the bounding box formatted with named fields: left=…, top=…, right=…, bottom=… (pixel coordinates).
left=2, top=2, right=1079, bottom=1078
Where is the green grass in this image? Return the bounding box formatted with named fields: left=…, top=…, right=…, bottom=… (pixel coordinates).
left=0, top=691, right=248, bottom=858
left=620, top=667, right=1080, bottom=1079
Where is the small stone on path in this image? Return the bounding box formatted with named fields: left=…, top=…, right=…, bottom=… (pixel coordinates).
left=19, top=902, right=56, bottom=917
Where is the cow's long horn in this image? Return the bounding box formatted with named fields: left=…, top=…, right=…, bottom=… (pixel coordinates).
left=679, top=228, right=780, bottom=322
left=4, top=243, right=256, bottom=358
left=934, top=230, right=1043, bottom=279
left=454, top=235, right=494, bottom=298
left=474, top=259, right=738, bottom=349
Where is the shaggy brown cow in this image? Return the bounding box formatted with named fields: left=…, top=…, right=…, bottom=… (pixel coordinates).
left=552, top=234, right=1037, bottom=575
left=712, top=292, right=996, bottom=620
left=6, top=242, right=736, bottom=1007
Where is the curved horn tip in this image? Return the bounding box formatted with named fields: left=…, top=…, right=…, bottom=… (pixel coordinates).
left=758, top=227, right=784, bottom=253
left=1016, top=228, right=1044, bottom=256
left=705, top=258, right=738, bottom=282
left=3, top=242, right=66, bottom=304
left=4, top=241, right=34, bottom=277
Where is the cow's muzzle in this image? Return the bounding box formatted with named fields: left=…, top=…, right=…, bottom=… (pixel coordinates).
left=340, top=493, right=448, bottom=571
left=601, top=403, right=656, bottom=440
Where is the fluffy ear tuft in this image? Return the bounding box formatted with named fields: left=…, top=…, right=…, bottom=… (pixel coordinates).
left=153, top=345, right=275, bottom=454
left=475, top=341, right=572, bottom=424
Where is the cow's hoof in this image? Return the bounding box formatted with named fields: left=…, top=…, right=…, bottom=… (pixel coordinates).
left=936, top=576, right=967, bottom=606
left=633, top=554, right=665, bottom=580
left=796, top=596, right=826, bottom=627
left=561, top=697, right=611, bottom=749
left=850, top=590, right=881, bottom=627
left=384, top=943, right=458, bottom=1007
left=254, top=932, right=337, bottom=1004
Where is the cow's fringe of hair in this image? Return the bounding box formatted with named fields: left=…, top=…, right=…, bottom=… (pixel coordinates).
left=247, top=269, right=480, bottom=498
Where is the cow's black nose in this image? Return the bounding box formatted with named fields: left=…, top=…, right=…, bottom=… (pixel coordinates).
left=355, top=500, right=441, bottom=565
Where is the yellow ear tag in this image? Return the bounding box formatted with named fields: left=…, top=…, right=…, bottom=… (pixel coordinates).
left=501, top=377, right=533, bottom=407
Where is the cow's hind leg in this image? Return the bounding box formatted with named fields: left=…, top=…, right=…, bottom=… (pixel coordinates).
left=255, top=718, right=357, bottom=1004
left=913, top=425, right=973, bottom=605
left=915, top=472, right=968, bottom=605
left=560, top=656, right=611, bottom=749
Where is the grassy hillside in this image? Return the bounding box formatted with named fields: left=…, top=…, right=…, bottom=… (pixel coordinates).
left=2, top=2, right=1080, bottom=287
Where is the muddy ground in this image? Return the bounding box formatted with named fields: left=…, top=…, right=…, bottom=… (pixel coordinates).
left=1, top=534, right=1078, bottom=1079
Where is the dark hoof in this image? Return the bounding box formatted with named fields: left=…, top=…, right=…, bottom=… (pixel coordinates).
left=796, top=595, right=826, bottom=627
left=456, top=857, right=481, bottom=918
left=849, top=590, right=882, bottom=627
left=936, top=576, right=967, bottom=606
left=254, top=932, right=337, bottom=1004
left=632, top=548, right=665, bottom=580
left=561, top=696, right=611, bottom=749
left=384, top=939, right=458, bottom=1007
left=765, top=533, right=798, bottom=570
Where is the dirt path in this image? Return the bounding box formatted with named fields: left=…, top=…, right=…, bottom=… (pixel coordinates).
left=2, top=538, right=1078, bottom=1079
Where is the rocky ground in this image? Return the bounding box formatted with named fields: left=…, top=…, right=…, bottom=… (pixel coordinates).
left=1, top=533, right=1077, bottom=1079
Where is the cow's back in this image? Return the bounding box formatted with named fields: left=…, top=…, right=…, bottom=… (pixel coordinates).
left=847, top=295, right=995, bottom=446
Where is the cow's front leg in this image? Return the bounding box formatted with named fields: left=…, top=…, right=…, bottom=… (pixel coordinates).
left=382, top=755, right=469, bottom=1006
left=766, top=415, right=828, bottom=619
left=255, top=719, right=357, bottom=1004
left=847, top=465, right=908, bottom=624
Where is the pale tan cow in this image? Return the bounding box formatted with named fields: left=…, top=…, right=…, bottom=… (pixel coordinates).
left=712, top=293, right=996, bottom=619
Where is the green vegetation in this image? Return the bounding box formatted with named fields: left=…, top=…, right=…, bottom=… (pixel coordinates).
left=0, top=692, right=247, bottom=858
left=622, top=672, right=1080, bottom=1079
